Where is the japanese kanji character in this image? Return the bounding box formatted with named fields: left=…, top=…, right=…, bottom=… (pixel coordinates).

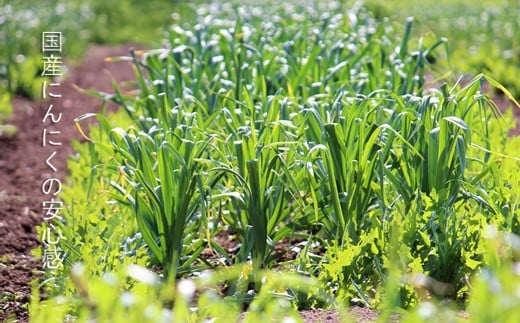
left=42, top=246, right=64, bottom=269
left=41, top=55, right=63, bottom=76
left=42, top=198, right=63, bottom=221
left=41, top=227, right=63, bottom=246
left=42, top=32, right=62, bottom=53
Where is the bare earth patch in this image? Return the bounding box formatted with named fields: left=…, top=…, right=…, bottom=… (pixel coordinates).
left=0, top=44, right=140, bottom=322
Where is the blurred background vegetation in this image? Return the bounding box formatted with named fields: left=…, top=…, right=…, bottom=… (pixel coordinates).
left=0, top=0, right=518, bottom=127
left=365, top=0, right=519, bottom=98
left=0, top=0, right=177, bottom=133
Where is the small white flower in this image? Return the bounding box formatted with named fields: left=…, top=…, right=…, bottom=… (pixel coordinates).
left=177, top=279, right=196, bottom=301
left=127, top=264, right=159, bottom=286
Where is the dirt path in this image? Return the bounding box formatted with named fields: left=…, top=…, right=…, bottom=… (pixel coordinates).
left=0, top=45, right=139, bottom=322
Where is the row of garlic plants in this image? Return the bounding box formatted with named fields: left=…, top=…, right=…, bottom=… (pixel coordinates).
left=55, top=2, right=520, bottom=312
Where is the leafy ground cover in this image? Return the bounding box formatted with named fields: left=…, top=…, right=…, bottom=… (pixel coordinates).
left=1, top=0, right=520, bottom=322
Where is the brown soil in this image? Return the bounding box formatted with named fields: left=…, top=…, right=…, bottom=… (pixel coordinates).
left=0, top=45, right=518, bottom=323
left=493, top=90, right=520, bottom=136
left=0, top=44, right=140, bottom=322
